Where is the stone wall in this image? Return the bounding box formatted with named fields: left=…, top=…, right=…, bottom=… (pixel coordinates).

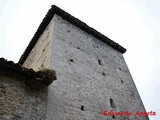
left=21, top=14, right=148, bottom=120
left=0, top=74, right=47, bottom=120
left=22, top=19, right=54, bottom=71
left=46, top=15, right=148, bottom=120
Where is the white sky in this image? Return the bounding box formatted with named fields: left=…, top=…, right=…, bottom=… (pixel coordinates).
left=0, top=0, right=159, bottom=119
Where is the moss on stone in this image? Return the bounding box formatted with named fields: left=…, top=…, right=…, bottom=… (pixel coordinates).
left=0, top=58, right=57, bottom=85
left=37, top=68, right=57, bottom=80
left=35, top=68, right=57, bottom=85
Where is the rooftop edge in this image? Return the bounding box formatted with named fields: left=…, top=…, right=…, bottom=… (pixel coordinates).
left=18, top=5, right=126, bottom=65
left=0, top=58, right=56, bottom=85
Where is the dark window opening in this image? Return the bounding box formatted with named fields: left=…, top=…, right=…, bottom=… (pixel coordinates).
left=43, top=49, right=45, bottom=52
left=77, top=47, right=80, bottom=49
left=98, top=59, right=102, bottom=65
left=119, top=67, right=122, bottom=70
left=70, top=59, right=74, bottom=62
left=121, top=80, right=124, bottom=83
left=110, top=98, right=116, bottom=108
left=67, top=30, right=70, bottom=33
left=102, top=71, right=106, bottom=76
left=112, top=115, right=115, bottom=119
left=81, top=105, right=84, bottom=111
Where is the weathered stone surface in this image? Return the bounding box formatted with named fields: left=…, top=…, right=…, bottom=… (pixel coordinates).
left=0, top=58, right=56, bottom=119
left=0, top=76, right=47, bottom=120
left=21, top=12, right=148, bottom=120
left=22, top=19, right=53, bottom=71
left=19, top=5, right=126, bottom=65
left=0, top=58, right=56, bottom=85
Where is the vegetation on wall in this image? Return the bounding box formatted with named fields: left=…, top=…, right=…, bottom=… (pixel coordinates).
left=0, top=58, right=57, bottom=86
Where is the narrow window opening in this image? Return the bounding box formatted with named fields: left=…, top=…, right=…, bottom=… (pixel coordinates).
left=112, top=115, right=115, bottom=119
left=119, top=67, right=122, bottom=70
left=77, top=47, right=80, bottom=49
left=43, top=49, right=45, bottom=52
left=70, top=59, right=74, bottom=62
left=121, top=80, right=124, bottom=83
left=81, top=105, right=84, bottom=111
left=110, top=98, right=116, bottom=108
left=102, top=71, right=106, bottom=76
left=98, top=59, right=102, bottom=65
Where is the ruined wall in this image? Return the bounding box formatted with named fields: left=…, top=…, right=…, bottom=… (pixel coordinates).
left=22, top=19, right=54, bottom=71
left=0, top=75, right=47, bottom=120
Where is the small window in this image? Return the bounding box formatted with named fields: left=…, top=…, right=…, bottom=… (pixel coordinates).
left=102, top=71, right=106, bottom=76
left=110, top=98, right=116, bottom=108
left=98, top=59, right=102, bottom=65
left=121, top=80, right=124, bottom=83
left=81, top=105, right=84, bottom=111
left=70, top=59, right=74, bottom=62
left=112, top=115, right=115, bottom=119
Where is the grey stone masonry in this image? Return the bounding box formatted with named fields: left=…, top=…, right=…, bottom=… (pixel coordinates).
left=22, top=13, right=148, bottom=120
left=0, top=76, right=47, bottom=120
left=0, top=58, right=56, bottom=120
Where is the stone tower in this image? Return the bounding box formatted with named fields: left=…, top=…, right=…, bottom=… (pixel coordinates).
left=19, top=5, right=148, bottom=120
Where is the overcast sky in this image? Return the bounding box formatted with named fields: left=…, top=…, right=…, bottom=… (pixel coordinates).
left=0, top=0, right=159, bottom=119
